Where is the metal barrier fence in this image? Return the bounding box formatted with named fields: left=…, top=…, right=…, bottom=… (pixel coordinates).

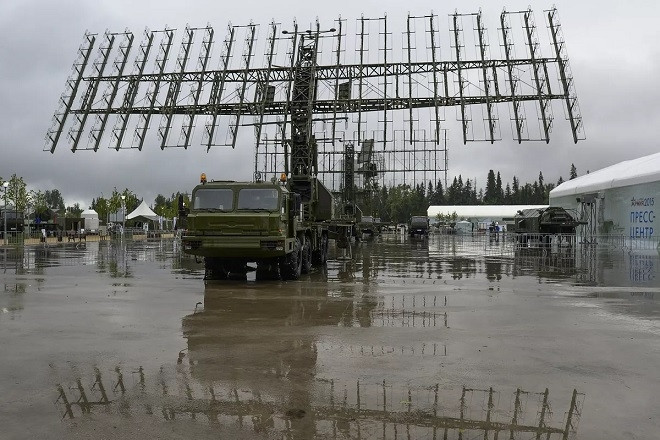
left=0, top=229, right=176, bottom=246
left=0, top=231, right=29, bottom=246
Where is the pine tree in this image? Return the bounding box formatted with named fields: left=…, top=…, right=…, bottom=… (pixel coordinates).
left=569, top=163, right=577, bottom=180
left=427, top=180, right=434, bottom=205
left=433, top=180, right=445, bottom=205
left=504, top=183, right=512, bottom=204
left=464, top=179, right=473, bottom=205
left=484, top=170, right=497, bottom=205
left=512, top=176, right=520, bottom=204
left=532, top=182, right=540, bottom=204
left=447, top=177, right=458, bottom=205
left=496, top=172, right=503, bottom=204
left=535, top=172, right=545, bottom=203
left=557, top=176, right=564, bottom=186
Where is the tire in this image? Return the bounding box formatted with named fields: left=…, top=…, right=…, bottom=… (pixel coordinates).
left=280, top=238, right=302, bottom=280
left=301, top=238, right=312, bottom=274
left=256, top=261, right=280, bottom=281
left=226, top=261, right=248, bottom=280
left=204, top=257, right=228, bottom=280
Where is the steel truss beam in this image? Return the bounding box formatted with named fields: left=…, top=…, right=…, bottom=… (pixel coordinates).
left=80, top=93, right=566, bottom=116
left=82, top=57, right=560, bottom=84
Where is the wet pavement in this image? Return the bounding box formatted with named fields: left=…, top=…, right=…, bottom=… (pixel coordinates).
left=0, top=235, right=658, bottom=439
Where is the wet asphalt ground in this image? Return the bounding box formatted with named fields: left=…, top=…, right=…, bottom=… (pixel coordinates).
left=0, top=234, right=658, bottom=439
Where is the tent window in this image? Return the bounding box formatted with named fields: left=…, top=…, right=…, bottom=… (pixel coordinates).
left=193, top=189, right=234, bottom=211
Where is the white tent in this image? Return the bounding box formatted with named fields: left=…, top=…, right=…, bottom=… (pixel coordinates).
left=550, top=152, right=660, bottom=198
left=126, top=201, right=159, bottom=221
left=550, top=152, right=660, bottom=240
left=81, top=209, right=99, bottom=231
left=428, top=205, right=548, bottom=219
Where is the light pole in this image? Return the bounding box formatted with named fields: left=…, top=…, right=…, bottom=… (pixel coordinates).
left=2, top=181, right=8, bottom=246
left=121, top=195, right=126, bottom=236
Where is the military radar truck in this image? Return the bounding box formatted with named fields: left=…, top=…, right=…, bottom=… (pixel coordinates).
left=409, top=215, right=430, bottom=237
left=514, top=207, right=582, bottom=245
left=181, top=174, right=332, bottom=280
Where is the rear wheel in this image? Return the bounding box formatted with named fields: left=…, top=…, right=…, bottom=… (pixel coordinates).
left=226, top=261, right=248, bottom=280
left=256, top=261, right=280, bottom=281
left=204, top=257, right=228, bottom=280
left=280, top=238, right=302, bottom=280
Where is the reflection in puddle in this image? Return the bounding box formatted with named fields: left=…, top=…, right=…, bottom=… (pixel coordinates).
left=1, top=236, right=658, bottom=288
left=0, top=240, right=203, bottom=278
left=55, top=364, right=584, bottom=439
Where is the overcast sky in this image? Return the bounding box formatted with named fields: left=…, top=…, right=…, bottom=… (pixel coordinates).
left=1, top=0, right=658, bottom=208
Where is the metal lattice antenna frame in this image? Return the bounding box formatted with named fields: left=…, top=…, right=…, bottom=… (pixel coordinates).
left=45, top=8, right=584, bottom=191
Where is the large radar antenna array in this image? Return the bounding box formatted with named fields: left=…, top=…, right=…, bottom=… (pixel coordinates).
left=45, top=7, right=584, bottom=192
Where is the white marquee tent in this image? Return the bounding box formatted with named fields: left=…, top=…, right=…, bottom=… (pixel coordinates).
left=80, top=209, right=99, bottom=231
left=550, top=152, right=660, bottom=198
left=428, top=205, right=548, bottom=220
left=550, top=152, right=660, bottom=239
left=126, top=201, right=160, bottom=229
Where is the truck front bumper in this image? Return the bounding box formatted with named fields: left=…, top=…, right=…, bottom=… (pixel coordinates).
left=181, top=235, right=290, bottom=259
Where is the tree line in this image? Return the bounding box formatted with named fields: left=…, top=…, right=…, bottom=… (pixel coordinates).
left=0, top=173, right=190, bottom=226
left=369, top=164, right=580, bottom=224
left=3, top=162, right=580, bottom=227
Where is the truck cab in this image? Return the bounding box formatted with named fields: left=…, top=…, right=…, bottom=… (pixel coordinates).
left=182, top=181, right=297, bottom=260
left=180, top=175, right=330, bottom=281
left=514, top=207, right=582, bottom=245
left=409, top=215, right=429, bottom=237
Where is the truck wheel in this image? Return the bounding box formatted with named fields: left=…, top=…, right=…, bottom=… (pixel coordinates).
left=226, top=261, right=248, bottom=280
left=256, top=262, right=279, bottom=281
left=301, top=238, right=312, bottom=274
left=280, top=238, right=302, bottom=280
left=204, top=257, right=228, bottom=280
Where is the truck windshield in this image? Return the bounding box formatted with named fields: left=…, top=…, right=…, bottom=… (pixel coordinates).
left=193, top=188, right=234, bottom=211
left=237, top=188, right=279, bottom=211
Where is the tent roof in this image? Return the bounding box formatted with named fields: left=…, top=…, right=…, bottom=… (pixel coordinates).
left=550, top=152, right=660, bottom=198
left=126, top=200, right=158, bottom=221
left=428, top=205, right=548, bottom=219
left=81, top=209, right=98, bottom=216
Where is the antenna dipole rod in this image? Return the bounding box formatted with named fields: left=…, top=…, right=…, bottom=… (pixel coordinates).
left=476, top=12, right=495, bottom=144
left=45, top=32, right=96, bottom=153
